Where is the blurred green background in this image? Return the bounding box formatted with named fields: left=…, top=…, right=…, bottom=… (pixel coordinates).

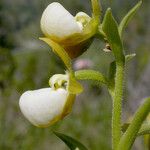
left=0, top=0, right=150, bottom=149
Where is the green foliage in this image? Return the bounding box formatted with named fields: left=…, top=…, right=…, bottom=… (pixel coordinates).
left=54, top=132, right=88, bottom=150
left=119, top=1, right=142, bottom=37
left=102, top=8, right=124, bottom=63
left=75, top=69, right=108, bottom=85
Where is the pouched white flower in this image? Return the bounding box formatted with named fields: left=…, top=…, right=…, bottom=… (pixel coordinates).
left=40, top=1, right=101, bottom=59
left=19, top=73, right=78, bottom=127
left=41, top=2, right=83, bottom=39
left=40, top=2, right=99, bottom=58
left=19, top=88, right=71, bottom=127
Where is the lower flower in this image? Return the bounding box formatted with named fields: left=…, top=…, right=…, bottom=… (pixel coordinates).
left=19, top=87, right=75, bottom=127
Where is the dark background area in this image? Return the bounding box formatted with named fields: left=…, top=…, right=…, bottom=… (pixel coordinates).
left=0, top=0, right=150, bottom=149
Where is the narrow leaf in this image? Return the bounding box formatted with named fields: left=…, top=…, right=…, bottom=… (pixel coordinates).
left=40, top=38, right=72, bottom=71
left=75, top=69, right=108, bottom=85
left=54, top=132, right=88, bottom=150
left=102, top=8, right=124, bottom=62
left=119, top=1, right=142, bottom=37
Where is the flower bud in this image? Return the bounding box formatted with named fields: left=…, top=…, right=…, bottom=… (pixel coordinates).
left=19, top=88, right=71, bottom=127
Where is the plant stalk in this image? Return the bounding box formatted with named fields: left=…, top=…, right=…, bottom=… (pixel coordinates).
left=112, top=61, right=125, bottom=150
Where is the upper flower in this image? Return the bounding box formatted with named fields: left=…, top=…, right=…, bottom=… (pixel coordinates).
left=40, top=2, right=99, bottom=58
left=41, top=2, right=83, bottom=39
left=40, top=2, right=93, bottom=43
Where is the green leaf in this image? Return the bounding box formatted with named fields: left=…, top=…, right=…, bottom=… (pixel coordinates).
left=54, top=132, right=88, bottom=150
left=102, top=8, right=124, bottom=63
left=119, top=1, right=142, bottom=37
left=40, top=38, right=72, bottom=72
left=75, top=69, right=108, bottom=85
left=125, top=53, right=136, bottom=63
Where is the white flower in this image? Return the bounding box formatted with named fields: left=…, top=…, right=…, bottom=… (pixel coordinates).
left=19, top=73, right=79, bottom=127
left=41, top=2, right=83, bottom=39
left=40, top=2, right=96, bottom=58
left=19, top=88, right=69, bottom=127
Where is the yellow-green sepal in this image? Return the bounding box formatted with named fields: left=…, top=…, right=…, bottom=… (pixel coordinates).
left=67, top=73, right=83, bottom=94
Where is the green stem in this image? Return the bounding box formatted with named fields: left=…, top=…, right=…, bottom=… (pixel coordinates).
left=91, top=0, right=101, bottom=22
left=117, top=97, right=150, bottom=150
left=112, top=61, right=125, bottom=150
left=75, top=69, right=108, bottom=86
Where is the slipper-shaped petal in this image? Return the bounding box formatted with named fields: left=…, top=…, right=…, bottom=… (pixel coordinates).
left=41, top=2, right=82, bottom=39
left=19, top=88, right=70, bottom=127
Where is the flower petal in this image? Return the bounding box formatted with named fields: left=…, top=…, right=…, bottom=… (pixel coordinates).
left=75, top=12, right=91, bottom=27
left=19, top=88, right=68, bottom=127
left=41, top=2, right=82, bottom=39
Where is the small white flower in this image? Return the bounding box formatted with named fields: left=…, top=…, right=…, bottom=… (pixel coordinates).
left=40, top=2, right=96, bottom=58
left=19, top=73, right=77, bottom=127
left=41, top=2, right=83, bottom=39
left=19, top=88, right=69, bottom=127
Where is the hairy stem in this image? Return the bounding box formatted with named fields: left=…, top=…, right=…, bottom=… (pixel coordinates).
left=117, top=97, right=150, bottom=150
left=112, top=61, right=125, bottom=149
